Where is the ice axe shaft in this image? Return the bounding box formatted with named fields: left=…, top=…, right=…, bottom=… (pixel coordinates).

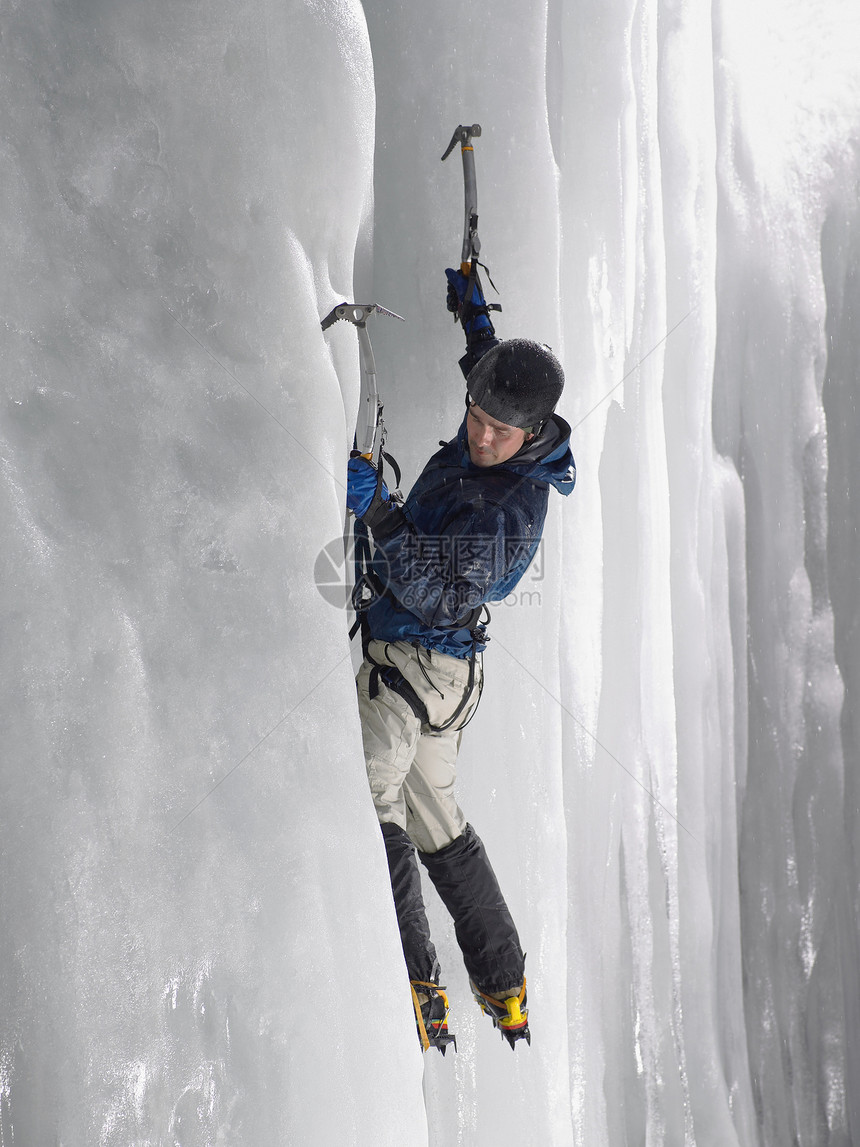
left=320, top=302, right=405, bottom=460
left=442, top=123, right=501, bottom=330
left=442, top=124, right=482, bottom=273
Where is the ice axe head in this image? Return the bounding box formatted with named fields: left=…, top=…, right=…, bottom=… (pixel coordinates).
left=319, top=302, right=405, bottom=331
left=441, top=124, right=482, bottom=162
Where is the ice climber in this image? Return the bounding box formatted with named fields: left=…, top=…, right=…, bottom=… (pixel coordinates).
left=346, top=269, right=576, bottom=1052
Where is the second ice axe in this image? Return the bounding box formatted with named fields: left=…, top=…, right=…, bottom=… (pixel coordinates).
left=320, top=302, right=405, bottom=463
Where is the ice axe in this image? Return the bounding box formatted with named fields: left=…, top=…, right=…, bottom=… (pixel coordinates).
left=442, top=123, right=482, bottom=274
left=320, top=302, right=405, bottom=464
left=441, top=124, right=501, bottom=328
left=321, top=301, right=405, bottom=637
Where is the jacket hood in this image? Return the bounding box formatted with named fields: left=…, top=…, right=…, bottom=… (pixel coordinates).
left=456, top=411, right=576, bottom=496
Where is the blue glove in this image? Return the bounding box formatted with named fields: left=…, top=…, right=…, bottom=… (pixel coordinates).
left=347, top=456, right=390, bottom=518
left=445, top=268, right=494, bottom=339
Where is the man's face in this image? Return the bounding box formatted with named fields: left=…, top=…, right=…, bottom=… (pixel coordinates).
left=467, top=402, right=532, bottom=467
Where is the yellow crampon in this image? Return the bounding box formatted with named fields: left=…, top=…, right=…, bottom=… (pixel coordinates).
left=501, top=992, right=526, bottom=1030
left=410, top=980, right=454, bottom=1054
left=473, top=978, right=530, bottom=1046
left=410, top=981, right=432, bottom=1051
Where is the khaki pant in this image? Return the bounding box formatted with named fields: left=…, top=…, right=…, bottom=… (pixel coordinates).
left=356, top=639, right=482, bottom=854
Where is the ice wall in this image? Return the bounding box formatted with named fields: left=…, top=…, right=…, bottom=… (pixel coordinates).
left=556, top=0, right=860, bottom=1142
left=821, top=186, right=860, bottom=1147
left=712, top=2, right=860, bottom=1141
left=552, top=0, right=756, bottom=1141
left=1, top=1, right=428, bottom=1143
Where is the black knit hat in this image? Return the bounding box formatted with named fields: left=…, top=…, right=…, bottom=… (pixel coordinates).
left=466, top=339, right=564, bottom=429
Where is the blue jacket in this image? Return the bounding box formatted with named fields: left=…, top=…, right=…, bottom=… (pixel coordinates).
left=367, top=411, right=576, bottom=657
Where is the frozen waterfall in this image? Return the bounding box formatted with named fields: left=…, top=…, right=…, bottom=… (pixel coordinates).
left=2, top=0, right=858, bottom=1143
